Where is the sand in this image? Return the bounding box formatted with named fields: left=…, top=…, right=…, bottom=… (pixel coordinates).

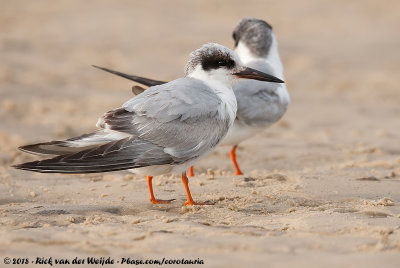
left=1, top=0, right=400, bottom=267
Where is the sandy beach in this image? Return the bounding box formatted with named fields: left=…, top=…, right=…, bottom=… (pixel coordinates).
left=1, top=0, right=400, bottom=267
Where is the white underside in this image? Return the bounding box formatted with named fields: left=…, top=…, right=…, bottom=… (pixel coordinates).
left=129, top=158, right=196, bottom=176
left=218, top=34, right=288, bottom=147
left=219, top=120, right=272, bottom=146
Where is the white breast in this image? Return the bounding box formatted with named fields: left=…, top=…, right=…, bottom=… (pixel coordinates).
left=236, top=33, right=283, bottom=78
left=188, top=66, right=238, bottom=127
left=211, top=80, right=237, bottom=127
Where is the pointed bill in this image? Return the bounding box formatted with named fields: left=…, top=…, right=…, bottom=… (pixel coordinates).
left=234, top=67, right=284, bottom=83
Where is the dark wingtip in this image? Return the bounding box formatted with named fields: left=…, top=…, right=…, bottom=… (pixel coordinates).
left=92, top=65, right=166, bottom=87
left=18, top=144, right=33, bottom=152
left=92, top=65, right=106, bottom=71
left=92, top=64, right=119, bottom=74
left=12, top=162, right=33, bottom=171
left=12, top=160, right=50, bottom=173
left=17, top=144, right=44, bottom=155
left=11, top=164, right=20, bottom=169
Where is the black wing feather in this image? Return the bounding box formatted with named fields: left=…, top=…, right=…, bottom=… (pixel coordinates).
left=13, top=137, right=175, bottom=174
left=92, top=65, right=166, bottom=87
left=18, top=131, right=108, bottom=156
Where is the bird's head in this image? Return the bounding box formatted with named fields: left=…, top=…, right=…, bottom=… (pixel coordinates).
left=185, top=43, right=283, bottom=87
left=232, top=18, right=274, bottom=58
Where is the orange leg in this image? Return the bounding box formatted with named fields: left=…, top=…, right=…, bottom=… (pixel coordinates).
left=188, top=166, right=195, bottom=177
left=181, top=172, right=214, bottom=206
left=147, top=176, right=175, bottom=204
left=230, top=145, right=243, bottom=175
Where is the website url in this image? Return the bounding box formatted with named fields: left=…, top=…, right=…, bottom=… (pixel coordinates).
left=3, top=256, right=205, bottom=266
left=119, top=257, right=204, bottom=265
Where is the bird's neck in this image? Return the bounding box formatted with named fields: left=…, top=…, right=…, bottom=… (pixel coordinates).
left=188, top=66, right=237, bottom=126
left=235, top=33, right=284, bottom=78
left=235, top=35, right=289, bottom=109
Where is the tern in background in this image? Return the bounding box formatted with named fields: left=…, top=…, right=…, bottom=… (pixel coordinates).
left=14, top=43, right=284, bottom=206
left=93, top=18, right=289, bottom=176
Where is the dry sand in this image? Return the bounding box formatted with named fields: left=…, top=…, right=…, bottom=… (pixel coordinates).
left=1, top=0, right=400, bottom=267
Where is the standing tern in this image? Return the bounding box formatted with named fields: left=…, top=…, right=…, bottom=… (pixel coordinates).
left=93, top=18, right=289, bottom=176
left=14, top=43, right=284, bottom=206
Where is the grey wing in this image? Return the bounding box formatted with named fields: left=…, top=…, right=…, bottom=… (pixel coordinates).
left=15, top=78, right=228, bottom=173
left=234, top=61, right=288, bottom=126
left=100, top=78, right=229, bottom=161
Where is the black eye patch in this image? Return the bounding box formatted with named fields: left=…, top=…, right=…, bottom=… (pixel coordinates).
left=218, top=60, right=227, bottom=66
left=202, top=56, right=236, bottom=71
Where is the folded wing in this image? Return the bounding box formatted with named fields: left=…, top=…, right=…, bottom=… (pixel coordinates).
left=15, top=78, right=228, bottom=173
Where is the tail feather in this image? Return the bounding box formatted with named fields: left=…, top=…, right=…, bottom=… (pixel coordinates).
left=13, top=137, right=175, bottom=174
left=19, top=140, right=99, bottom=156
left=14, top=161, right=138, bottom=174
left=18, top=130, right=129, bottom=156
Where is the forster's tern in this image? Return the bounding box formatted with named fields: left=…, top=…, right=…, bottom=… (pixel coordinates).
left=93, top=18, right=289, bottom=176
left=14, top=43, right=284, bottom=206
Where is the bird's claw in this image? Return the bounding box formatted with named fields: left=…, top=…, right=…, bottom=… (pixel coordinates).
left=150, top=198, right=175, bottom=204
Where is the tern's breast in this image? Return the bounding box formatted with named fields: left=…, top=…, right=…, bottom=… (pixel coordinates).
left=212, top=83, right=238, bottom=128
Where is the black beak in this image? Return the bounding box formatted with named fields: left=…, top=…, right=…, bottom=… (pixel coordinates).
left=234, top=67, right=284, bottom=83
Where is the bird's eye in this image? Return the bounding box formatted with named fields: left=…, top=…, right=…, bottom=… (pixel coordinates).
left=218, top=60, right=227, bottom=66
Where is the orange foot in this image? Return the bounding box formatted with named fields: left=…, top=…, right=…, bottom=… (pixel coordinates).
left=181, top=172, right=215, bottom=206
left=147, top=176, right=175, bottom=205
left=150, top=198, right=175, bottom=204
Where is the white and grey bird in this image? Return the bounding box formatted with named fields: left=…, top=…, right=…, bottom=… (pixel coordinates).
left=93, top=18, right=289, bottom=176
left=14, top=43, right=284, bottom=206
left=223, top=18, right=290, bottom=174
